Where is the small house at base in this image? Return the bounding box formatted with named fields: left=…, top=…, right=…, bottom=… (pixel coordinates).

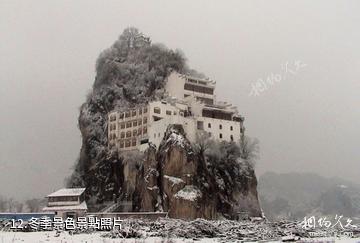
left=42, top=188, right=87, bottom=219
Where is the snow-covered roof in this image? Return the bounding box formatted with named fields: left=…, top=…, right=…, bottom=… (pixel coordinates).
left=43, top=201, right=88, bottom=212
left=46, top=188, right=86, bottom=197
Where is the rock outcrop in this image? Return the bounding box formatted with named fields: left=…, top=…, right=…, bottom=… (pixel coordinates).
left=131, top=125, right=261, bottom=219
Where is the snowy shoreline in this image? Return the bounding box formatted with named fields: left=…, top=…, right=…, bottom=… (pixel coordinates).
left=1, top=218, right=360, bottom=242
left=0, top=231, right=359, bottom=243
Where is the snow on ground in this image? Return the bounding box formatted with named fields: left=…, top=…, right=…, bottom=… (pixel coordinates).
left=1, top=232, right=359, bottom=243
left=2, top=218, right=360, bottom=242
left=0, top=232, right=219, bottom=243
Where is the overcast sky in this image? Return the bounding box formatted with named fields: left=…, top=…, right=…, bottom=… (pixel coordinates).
left=0, top=0, right=359, bottom=200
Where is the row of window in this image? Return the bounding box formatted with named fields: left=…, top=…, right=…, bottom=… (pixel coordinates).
left=120, top=127, right=148, bottom=139
left=119, top=138, right=137, bottom=148
left=208, top=132, right=234, bottom=141
left=109, top=107, right=148, bottom=121
left=153, top=107, right=177, bottom=116
left=119, top=117, right=147, bottom=129
left=197, top=121, right=234, bottom=131
left=122, top=107, right=148, bottom=119
left=184, top=83, right=214, bottom=95
left=187, top=78, right=209, bottom=86
left=48, top=196, right=78, bottom=202
left=109, top=126, right=148, bottom=141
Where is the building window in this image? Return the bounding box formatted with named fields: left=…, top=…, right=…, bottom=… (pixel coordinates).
left=138, top=128, right=142, bottom=136
left=198, top=80, right=207, bottom=85
left=119, top=113, right=124, bottom=119
left=126, top=122, right=132, bottom=128
left=197, top=121, right=204, bottom=130
left=132, top=110, right=137, bottom=117
left=219, top=124, right=222, bottom=129
left=139, top=108, right=142, bottom=115
left=158, top=133, right=161, bottom=138
left=133, top=120, right=137, bottom=126
left=133, top=130, right=137, bottom=136
left=230, top=135, right=234, bottom=141
left=154, top=133, right=156, bottom=138
left=138, top=119, right=142, bottom=125
left=132, top=138, right=137, bottom=146
left=219, top=133, right=223, bottom=139
left=144, top=107, right=148, bottom=113
left=184, top=83, right=214, bottom=95
left=230, top=126, right=233, bottom=131
left=196, top=97, right=214, bottom=105
left=208, top=123, right=211, bottom=128
left=143, top=127, right=147, bottom=134
left=125, top=140, right=131, bottom=147
left=110, top=115, right=116, bottom=122
left=120, top=141, right=124, bottom=148
left=143, top=117, right=147, bottom=124
left=125, top=111, right=130, bottom=118
left=154, top=107, right=161, bottom=114
left=166, top=110, right=172, bottom=115
left=110, top=124, right=115, bottom=130
left=120, top=132, right=125, bottom=138
left=126, top=131, right=131, bottom=138
left=120, top=122, right=125, bottom=129
left=173, top=111, right=177, bottom=115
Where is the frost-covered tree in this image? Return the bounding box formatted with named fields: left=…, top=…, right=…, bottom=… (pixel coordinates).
left=15, top=202, right=24, bottom=213
left=0, top=196, right=7, bottom=212
left=239, top=135, right=259, bottom=166
left=25, top=198, right=41, bottom=212
left=192, top=130, right=214, bottom=154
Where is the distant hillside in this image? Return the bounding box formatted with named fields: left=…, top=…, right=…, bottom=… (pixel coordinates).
left=258, top=172, right=360, bottom=221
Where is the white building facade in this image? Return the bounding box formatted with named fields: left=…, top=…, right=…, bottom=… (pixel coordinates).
left=108, top=71, right=245, bottom=152
left=42, top=188, right=87, bottom=219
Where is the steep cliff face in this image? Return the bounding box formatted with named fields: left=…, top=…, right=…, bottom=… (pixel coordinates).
left=68, top=27, right=262, bottom=219
left=132, top=125, right=261, bottom=219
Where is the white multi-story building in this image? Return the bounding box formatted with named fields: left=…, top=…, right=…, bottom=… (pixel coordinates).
left=108, top=71, right=245, bottom=152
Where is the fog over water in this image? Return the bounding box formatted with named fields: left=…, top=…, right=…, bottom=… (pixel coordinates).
left=0, top=0, right=359, bottom=199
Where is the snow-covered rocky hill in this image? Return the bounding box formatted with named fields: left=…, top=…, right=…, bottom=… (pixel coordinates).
left=67, top=27, right=261, bottom=219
